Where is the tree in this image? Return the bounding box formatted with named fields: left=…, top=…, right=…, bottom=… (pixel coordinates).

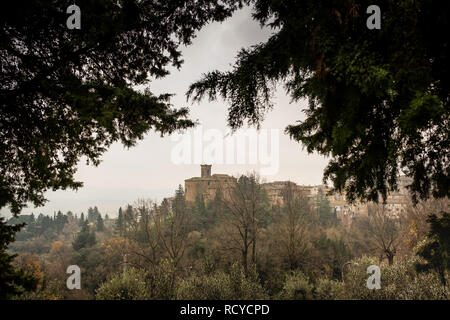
left=0, top=1, right=243, bottom=294
left=0, top=217, right=37, bottom=299
left=188, top=0, right=449, bottom=203
left=272, top=183, right=313, bottom=270
left=277, top=270, right=314, bottom=300
left=96, top=260, right=178, bottom=300
left=343, top=255, right=448, bottom=300
left=400, top=198, right=449, bottom=252
left=364, top=204, right=400, bottom=265
left=115, top=207, right=125, bottom=236
left=0, top=0, right=245, bottom=215
left=176, top=263, right=267, bottom=299
left=312, top=234, right=353, bottom=281
left=12, top=253, right=45, bottom=293
left=2, top=1, right=259, bottom=297
left=154, top=186, right=191, bottom=270
left=315, top=189, right=337, bottom=227
left=72, top=220, right=96, bottom=251
left=87, top=207, right=98, bottom=223
left=416, top=212, right=450, bottom=286
left=97, top=214, right=105, bottom=232
left=79, top=212, right=85, bottom=226
left=55, top=210, right=68, bottom=233
left=127, top=199, right=161, bottom=270
left=221, top=174, right=267, bottom=275
left=193, top=194, right=208, bottom=230
left=95, top=267, right=152, bottom=300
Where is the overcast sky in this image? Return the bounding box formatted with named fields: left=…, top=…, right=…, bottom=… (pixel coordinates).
left=1, top=7, right=329, bottom=218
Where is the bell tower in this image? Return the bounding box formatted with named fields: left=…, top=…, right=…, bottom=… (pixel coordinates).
left=201, top=164, right=212, bottom=178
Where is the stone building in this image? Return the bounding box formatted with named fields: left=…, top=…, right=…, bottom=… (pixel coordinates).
left=185, top=166, right=313, bottom=205
left=380, top=175, right=412, bottom=217
left=261, top=181, right=317, bottom=206
left=184, top=165, right=412, bottom=223
left=326, top=175, right=413, bottom=223
left=184, top=165, right=236, bottom=203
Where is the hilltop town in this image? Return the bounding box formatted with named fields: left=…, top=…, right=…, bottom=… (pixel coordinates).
left=185, top=165, right=412, bottom=224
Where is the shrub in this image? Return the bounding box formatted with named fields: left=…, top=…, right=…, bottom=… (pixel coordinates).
left=176, top=263, right=267, bottom=299
left=312, top=278, right=345, bottom=300
left=276, top=271, right=314, bottom=300
left=148, top=259, right=177, bottom=299
left=342, top=255, right=449, bottom=299
left=95, top=268, right=151, bottom=300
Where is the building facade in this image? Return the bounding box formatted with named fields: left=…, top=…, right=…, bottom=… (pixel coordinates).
left=184, top=165, right=236, bottom=203
left=184, top=165, right=412, bottom=222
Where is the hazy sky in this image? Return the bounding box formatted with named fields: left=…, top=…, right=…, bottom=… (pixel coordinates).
left=1, top=7, right=329, bottom=218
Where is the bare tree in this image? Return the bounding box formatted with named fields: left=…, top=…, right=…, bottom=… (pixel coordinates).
left=400, top=198, right=450, bottom=252
left=119, top=190, right=192, bottom=276
left=221, top=173, right=267, bottom=275
left=272, top=182, right=313, bottom=270
left=154, top=186, right=190, bottom=270
left=365, top=203, right=400, bottom=265
left=127, top=199, right=161, bottom=269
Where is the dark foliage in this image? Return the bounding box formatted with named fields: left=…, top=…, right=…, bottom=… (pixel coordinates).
left=188, top=0, right=449, bottom=203
left=416, top=212, right=450, bottom=286
left=0, top=0, right=244, bottom=297
left=1, top=0, right=244, bottom=215
left=0, top=217, right=37, bottom=299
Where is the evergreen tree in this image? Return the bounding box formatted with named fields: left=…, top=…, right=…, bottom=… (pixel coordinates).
left=188, top=0, right=450, bottom=203
left=55, top=210, right=68, bottom=233
left=94, top=206, right=100, bottom=218
left=123, top=205, right=134, bottom=237
left=97, top=214, right=104, bottom=232
left=416, top=212, right=450, bottom=286
left=207, top=188, right=224, bottom=225
left=1, top=1, right=241, bottom=293
left=115, top=207, right=125, bottom=237
left=315, top=190, right=337, bottom=227
left=85, top=206, right=102, bottom=223
left=173, top=185, right=187, bottom=217
left=73, top=220, right=96, bottom=251
left=194, top=194, right=207, bottom=230
left=88, top=207, right=101, bottom=223
left=1, top=0, right=242, bottom=215
left=0, top=217, right=37, bottom=299
left=79, top=212, right=85, bottom=227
